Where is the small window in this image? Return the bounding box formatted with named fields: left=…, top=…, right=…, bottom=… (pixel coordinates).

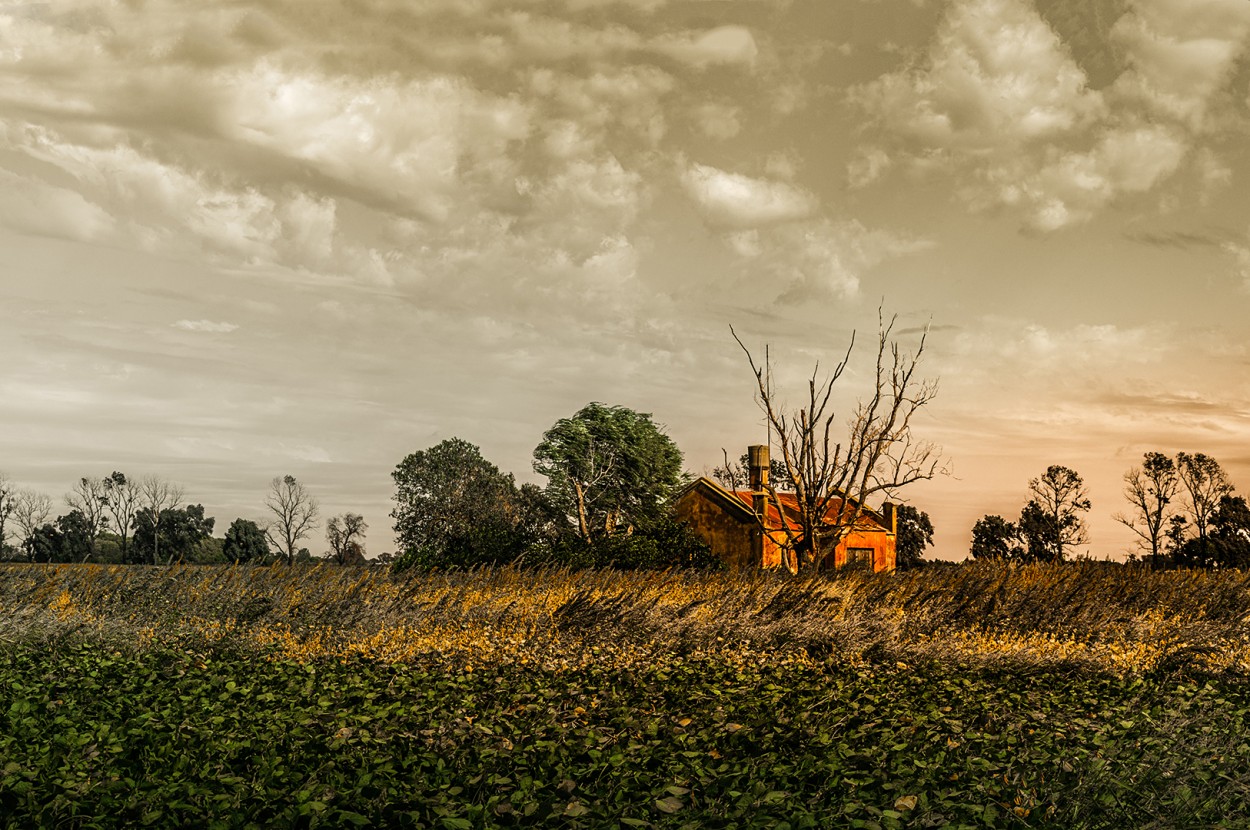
left=846, top=548, right=875, bottom=569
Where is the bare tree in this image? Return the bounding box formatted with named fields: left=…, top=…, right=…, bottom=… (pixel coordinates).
left=1176, top=452, right=1232, bottom=549
left=102, top=472, right=141, bottom=563
left=732, top=312, right=944, bottom=572
left=325, top=513, right=368, bottom=565
left=265, top=475, right=320, bottom=565
left=138, top=475, right=184, bottom=565
left=1026, top=465, right=1091, bottom=562
left=10, top=489, right=52, bottom=559
left=0, top=473, right=16, bottom=555
left=1114, top=452, right=1179, bottom=562
left=65, top=476, right=110, bottom=562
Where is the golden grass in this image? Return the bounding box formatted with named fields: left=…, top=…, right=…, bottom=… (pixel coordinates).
left=3, top=561, right=1249, bottom=675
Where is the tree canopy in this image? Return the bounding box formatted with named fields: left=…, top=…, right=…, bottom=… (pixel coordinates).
left=532, top=402, right=683, bottom=542
left=223, top=518, right=269, bottom=564
left=392, top=438, right=532, bottom=571
left=895, top=505, right=934, bottom=569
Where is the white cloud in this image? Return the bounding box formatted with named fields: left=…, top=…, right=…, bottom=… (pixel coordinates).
left=680, top=162, right=818, bottom=229
left=1110, top=0, right=1250, bottom=131
left=0, top=171, right=115, bottom=242
left=852, top=0, right=1250, bottom=231
left=173, top=320, right=240, bottom=333
left=653, top=26, right=759, bottom=70
left=854, top=0, right=1103, bottom=151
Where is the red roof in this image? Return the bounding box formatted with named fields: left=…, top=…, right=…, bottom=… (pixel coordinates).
left=730, top=490, right=883, bottom=531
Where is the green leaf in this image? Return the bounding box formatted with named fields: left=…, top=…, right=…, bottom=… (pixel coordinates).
left=655, top=796, right=685, bottom=814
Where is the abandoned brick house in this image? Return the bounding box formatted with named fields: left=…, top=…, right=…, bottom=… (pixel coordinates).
left=674, top=445, right=898, bottom=573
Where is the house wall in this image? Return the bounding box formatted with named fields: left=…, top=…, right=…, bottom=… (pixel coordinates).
left=675, top=479, right=898, bottom=573
left=674, top=489, right=758, bottom=570
left=822, top=529, right=896, bottom=573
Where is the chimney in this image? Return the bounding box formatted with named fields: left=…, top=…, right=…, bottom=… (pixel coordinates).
left=882, top=501, right=897, bottom=535
left=748, top=444, right=769, bottom=521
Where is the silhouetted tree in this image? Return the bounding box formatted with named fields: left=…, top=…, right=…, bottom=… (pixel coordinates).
left=1025, top=465, right=1090, bottom=562
left=1114, top=452, right=1179, bottom=564
left=895, top=505, right=934, bottom=569
left=1175, top=452, right=1233, bottom=561
left=1209, top=495, right=1250, bottom=569
left=970, top=514, right=1023, bottom=561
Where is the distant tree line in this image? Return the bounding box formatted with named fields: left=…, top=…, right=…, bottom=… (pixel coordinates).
left=0, top=471, right=369, bottom=567
left=969, top=453, right=1250, bottom=569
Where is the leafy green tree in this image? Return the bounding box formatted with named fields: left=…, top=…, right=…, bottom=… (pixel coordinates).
left=134, top=504, right=214, bottom=566
left=969, top=514, right=1023, bottom=561
left=1025, top=465, right=1090, bottom=562
left=26, top=523, right=62, bottom=563
left=223, top=519, right=270, bottom=564
left=25, top=511, right=93, bottom=563
left=392, top=438, right=531, bottom=571
left=895, top=505, right=934, bottom=569
left=533, top=402, right=683, bottom=542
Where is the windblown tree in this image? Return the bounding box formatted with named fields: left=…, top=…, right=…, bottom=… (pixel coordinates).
left=265, top=475, right=320, bottom=565
left=732, top=313, right=944, bottom=572
left=65, top=476, right=110, bottom=562
left=1024, top=465, right=1091, bottom=562
left=1113, top=452, right=1179, bottom=563
left=533, top=403, right=683, bottom=542
left=392, top=438, right=533, bottom=570
left=1175, top=452, right=1233, bottom=558
left=326, top=513, right=368, bottom=565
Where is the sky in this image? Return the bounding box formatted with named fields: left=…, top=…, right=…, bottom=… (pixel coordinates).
left=3, top=0, right=1250, bottom=560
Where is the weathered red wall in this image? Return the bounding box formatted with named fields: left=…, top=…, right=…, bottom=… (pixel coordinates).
left=673, top=488, right=758, bottom=570
left=676, top=480, right=897, bottom=573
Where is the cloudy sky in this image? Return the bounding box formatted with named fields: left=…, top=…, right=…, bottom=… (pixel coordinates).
left=3, top=0, right=1250, bottom=559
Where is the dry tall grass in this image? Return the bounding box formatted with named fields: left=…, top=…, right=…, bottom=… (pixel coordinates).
left=3, top=561, right=1249, bottom=674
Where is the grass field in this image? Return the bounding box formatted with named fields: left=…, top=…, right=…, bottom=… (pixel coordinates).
left=3, top=562, right=1250, bottom=828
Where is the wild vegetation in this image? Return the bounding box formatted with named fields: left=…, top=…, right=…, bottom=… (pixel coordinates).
left=3, top=561, right=1250, bottom=828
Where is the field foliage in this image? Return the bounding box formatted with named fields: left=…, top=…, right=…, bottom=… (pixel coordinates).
left=3, top=562, right=1250, bottom=828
